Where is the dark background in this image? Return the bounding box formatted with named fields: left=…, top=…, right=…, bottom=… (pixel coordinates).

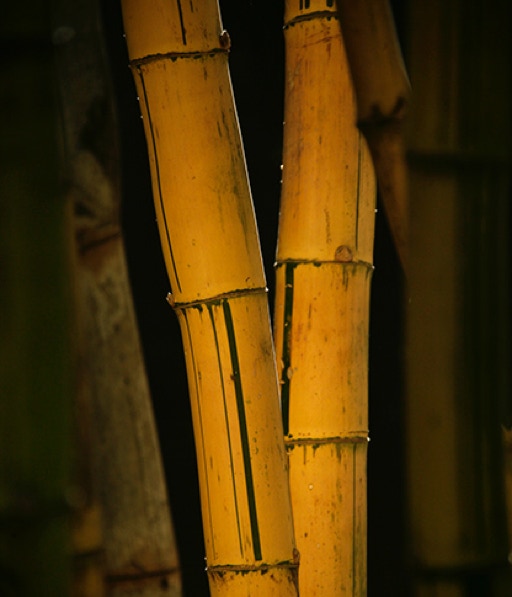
left=103, top=2, right=406, bottom=595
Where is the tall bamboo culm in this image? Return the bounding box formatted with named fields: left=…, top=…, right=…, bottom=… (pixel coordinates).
left=274, top=1, right=376, bottom=593
left=120, top=1, right=299, bottom=594
left=53, top=0, right=182, bottom=594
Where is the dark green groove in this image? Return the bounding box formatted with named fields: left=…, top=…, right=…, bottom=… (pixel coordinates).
left=280, top=263, right=295, bottom=436
left=175, top=0, right=187, bottom=46
left=222, top=300, right=262, bottom=561
left=206, top=304, right=244, bottom=556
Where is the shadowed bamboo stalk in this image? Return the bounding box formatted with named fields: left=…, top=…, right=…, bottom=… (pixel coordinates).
left=0, top=6, right=74, bottom=594
left=405, top=0, right=511, bottom=593
left=120, top=1, right=299, bottom=593
left=336, top=0, right=409, bottom=271
left=274, top=1, right=376, bottom=593
left=53, top=0, right=182, bottom=594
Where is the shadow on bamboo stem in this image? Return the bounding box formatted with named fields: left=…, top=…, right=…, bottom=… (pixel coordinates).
left=53, top=0, right=182, bottom=594
left=337, top=0, right=410, bottom=273
left=405, top=0, right=511, bottom=593
left=0, top=7, right=74, bottom=595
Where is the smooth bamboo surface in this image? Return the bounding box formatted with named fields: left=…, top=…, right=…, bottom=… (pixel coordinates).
left=121, top=1, right=298, bottom=593
left=276, top=2, right=376, bottom=593
left=53, top=1, right=182, bottom=593
left=405, top=0, right=511, bottom=593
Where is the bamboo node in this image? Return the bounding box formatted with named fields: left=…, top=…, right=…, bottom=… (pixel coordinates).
left=166, top=292, right=175, bottom=307
left=334, top=245, right=353, bottom=262
left=207, top=559, right=299, bottom=574
left=285, top=435, right=369, bottom=447
left=359, top=96, right=408, bottom=129
left=293, top=548, right=300, bottom=565
left=283, top=10, right=338, bottom=30
left=171, top=286, right=268, bottom=310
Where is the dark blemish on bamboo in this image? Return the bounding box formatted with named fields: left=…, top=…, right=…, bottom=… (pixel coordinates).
left=334, top=245, right=354, bottom=262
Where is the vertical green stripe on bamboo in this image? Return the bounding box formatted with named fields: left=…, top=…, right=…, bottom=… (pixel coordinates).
left=222, top=300, right=262, bottom=562
left=279, top=262, right=296, bottom=436
left=175, top=294, right=296, bottom=569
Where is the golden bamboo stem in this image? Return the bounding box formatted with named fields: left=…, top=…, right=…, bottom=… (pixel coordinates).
left=120, top=1, right=298, bottom=593
left=275, top=1, right=376, bottom=593
left=53, top=1, right=182, bottom=593
left=336, top=0, right=410, bottom=271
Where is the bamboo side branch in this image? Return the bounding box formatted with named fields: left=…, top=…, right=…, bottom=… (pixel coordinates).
left=53, top=1, right=182, bottom=594
left=120, top=1, right=298, bottom=593
left=336, top=0, right=410, bottom=271
left=275, top=2, right=376, bottom=593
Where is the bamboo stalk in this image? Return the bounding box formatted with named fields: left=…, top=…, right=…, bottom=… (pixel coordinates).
left=0, top=6, right=74, bottom=594
left=336, top=0, right=410, bottom=271
left=53, top=1, right=182, bottom=594
left=405, top=0, right=511, bottom=593
left=120, top=1, right=299, bottom=593
left=275, top=2, right=376, bottom=593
